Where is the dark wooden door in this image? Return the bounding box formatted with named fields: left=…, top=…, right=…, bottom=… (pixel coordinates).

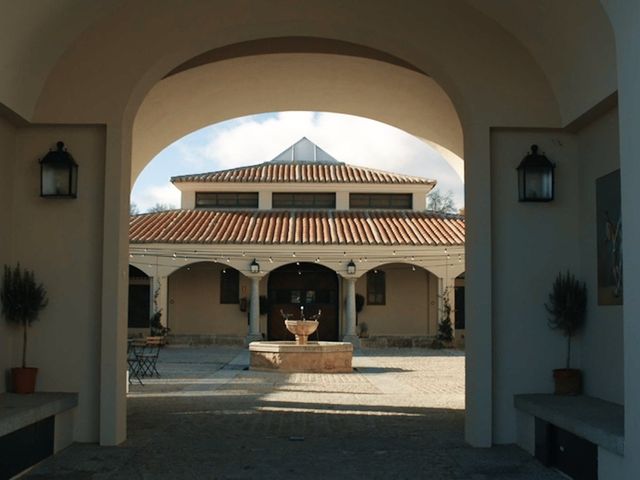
left=268, top=263, right=339, bottom=341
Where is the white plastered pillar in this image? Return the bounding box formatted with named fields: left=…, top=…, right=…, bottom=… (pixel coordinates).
left=100, top=124, right=130, bottom=446
left=341, top=275, right=360, bottom=347
left=464, top=126, right=493, bottom=447
left=604, top=2, right=640, bottom=477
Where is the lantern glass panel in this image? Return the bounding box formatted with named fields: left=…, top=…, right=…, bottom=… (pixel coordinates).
left=42, top=163, right=71, bottom=196
left=523, top=166, right=553, bottom=201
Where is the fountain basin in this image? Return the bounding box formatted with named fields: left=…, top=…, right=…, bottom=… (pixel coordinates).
left=284, top=319, right=319, bottom=345
left=249, top=341, right=353, bottom=373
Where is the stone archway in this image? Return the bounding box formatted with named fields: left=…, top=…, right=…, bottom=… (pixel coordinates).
left=267, top=262, right=339, bottom=341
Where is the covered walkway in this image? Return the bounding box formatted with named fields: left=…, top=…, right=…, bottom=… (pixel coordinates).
left=26, top=347, right=561, bottom=479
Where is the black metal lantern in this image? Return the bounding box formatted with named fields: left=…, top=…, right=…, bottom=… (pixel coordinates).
left=249, top=259, right=260, bottom=273
left=40, top=141, right=78, bottom=198
left=517, top=145, right=554, bottom=202
left=346, top=260, right=356, bottom=275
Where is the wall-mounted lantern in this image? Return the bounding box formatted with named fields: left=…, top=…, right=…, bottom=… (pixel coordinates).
left=40, top=141, right=78, bottom=198
left=517, top=145, right=554, bottom=202
left=249, top=259, right=260, bottom=274
left=347, top=260, right=356, bottom=275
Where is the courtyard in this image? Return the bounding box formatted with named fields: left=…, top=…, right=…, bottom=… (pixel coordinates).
left=25, top=347, right=562, bottom=479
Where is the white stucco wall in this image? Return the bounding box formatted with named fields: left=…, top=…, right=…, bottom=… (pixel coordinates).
left=355, top=265, right=436, bottom=337
left=577, top=107, right=623, bottom=405
left=168, top=262, right=265, bottom=337
left=491, top=130, right=581, bottom=444
left=0, top=116, right=16, bottom=393
left=9, top=125, right=106, bottom=442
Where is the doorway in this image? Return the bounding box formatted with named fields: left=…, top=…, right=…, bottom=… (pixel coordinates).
left=267, top=262, right=339, bottom=340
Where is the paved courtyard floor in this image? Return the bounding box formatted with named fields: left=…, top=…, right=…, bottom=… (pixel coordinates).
left=27, top=346, right=563, bottom=480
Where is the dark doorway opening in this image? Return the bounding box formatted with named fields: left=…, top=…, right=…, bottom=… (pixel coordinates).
left=268, top=262, right=339, bottom=340
left=128, top=265, right=151, bottom=328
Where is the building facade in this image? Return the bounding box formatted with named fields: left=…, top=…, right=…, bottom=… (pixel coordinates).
left=129, top=138, right=465, bottom=346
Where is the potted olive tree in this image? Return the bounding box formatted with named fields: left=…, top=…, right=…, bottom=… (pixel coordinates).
left=545, top=271, right=587, bottom=395
left=0, top=264, right=48, bottom=394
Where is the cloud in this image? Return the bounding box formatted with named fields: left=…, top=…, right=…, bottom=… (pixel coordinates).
left=131, top=111, right=465, bottom=210
left=132, top=183, right=181, bottom=212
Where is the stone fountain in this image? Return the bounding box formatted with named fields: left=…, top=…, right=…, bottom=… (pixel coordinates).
left=249, top=307, right=353, bottom=373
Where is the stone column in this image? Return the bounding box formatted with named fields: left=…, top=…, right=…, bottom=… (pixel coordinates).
left=245, top=275, right=263, bottom=344
left=342, top=277, right=360, bottom=347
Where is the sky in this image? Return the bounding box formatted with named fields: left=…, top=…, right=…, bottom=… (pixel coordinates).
left=130, top=111, right=464, bottom=212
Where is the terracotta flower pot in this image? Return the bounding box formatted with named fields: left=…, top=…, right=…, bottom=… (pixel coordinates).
left=11, top=367, right=38, bottom=394
left=553, top=368, right=582, bottom=395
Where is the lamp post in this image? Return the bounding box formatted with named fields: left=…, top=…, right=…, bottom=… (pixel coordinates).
left=517, top=145, right=554, bottom=202
left=40, top=141, right=78, bottom=198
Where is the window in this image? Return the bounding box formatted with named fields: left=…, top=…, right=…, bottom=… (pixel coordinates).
left=220, top=268, right=239, bottom=304
left=272, top=192, right=336, bottom=209
left=367, top=270, right=386, bottom=305
left=349, top=193, right=412, bottom=209
left=195, top=192, right=258, bottom=209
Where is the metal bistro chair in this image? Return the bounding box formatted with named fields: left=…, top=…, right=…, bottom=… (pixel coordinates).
left=138, top=336, right=163, bottom=378
left=127, top=340, right=145, bottom=385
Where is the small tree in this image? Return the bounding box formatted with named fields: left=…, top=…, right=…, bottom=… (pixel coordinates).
left=149, top=283, right=169, bottom=336
left=437, top=288, right=454, bottom=343
left=146, top=203, right=176, bottom=213
left=545, top=271, right=587, bottom=369
left=0, top=264, right=48, bottom=368
left=427, top=189, right=457, bottom=214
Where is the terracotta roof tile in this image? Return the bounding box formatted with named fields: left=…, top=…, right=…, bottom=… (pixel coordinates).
left=171, top=162, right=435, bottom=186
left=130, top=210, right=464, bottom=246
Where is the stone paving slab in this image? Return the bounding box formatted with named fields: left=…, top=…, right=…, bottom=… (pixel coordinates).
left=26, top=346, right=563, bottom=480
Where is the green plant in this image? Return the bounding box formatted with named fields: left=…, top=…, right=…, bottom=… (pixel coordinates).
left=436, top=288, right=454, bottom=343
left=358, top=321, right=369, bottom=338
left=150, top=310, right=170, bottom=336
left=0, top=264, right=48, bottom=368
left=545, top=271, right=587, bottom=369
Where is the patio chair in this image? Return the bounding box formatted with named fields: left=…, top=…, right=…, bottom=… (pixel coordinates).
left=138, top=337, right=162, bottom=377
left=127, top=341, right=144, bottom=385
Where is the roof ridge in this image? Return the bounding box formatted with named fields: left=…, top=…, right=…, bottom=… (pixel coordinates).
left=171, top=161, right=436, bottom=184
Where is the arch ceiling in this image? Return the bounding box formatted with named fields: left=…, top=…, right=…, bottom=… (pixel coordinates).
left=0, top=2, right=614, bottom=141
left=131, top=53, right=464, bottom=183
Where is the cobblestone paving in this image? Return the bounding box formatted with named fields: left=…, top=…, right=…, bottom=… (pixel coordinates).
left=27, top=346, right=563, bottom=480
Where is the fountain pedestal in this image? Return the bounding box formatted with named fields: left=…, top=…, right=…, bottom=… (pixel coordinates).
left=249, top=319, right=353, bottom=373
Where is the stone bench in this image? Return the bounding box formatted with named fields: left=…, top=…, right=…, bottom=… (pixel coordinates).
left=514, top=394, right=624, bottom=479
left=0, top=392, right=78, bottom=478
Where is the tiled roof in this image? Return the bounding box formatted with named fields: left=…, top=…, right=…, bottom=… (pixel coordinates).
left=171, top=163, right=435, bottom=185
left=130, top=210, right=464, bottom=246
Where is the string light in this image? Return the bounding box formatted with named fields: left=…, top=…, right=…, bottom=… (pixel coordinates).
left=128, top=249, right=465, bottom=271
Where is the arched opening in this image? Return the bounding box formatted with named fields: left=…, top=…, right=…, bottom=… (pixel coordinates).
left=167, top=262, right=248, bottom=343
left=267, top=262, right=339, bottom=341
left=128, top=265, right=151, bottom=332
